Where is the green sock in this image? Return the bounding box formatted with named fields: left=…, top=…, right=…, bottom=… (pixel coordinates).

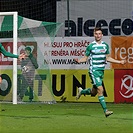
left=81, top=88, right=91, bottom=95
left=98, top=96, right=107, bottom=112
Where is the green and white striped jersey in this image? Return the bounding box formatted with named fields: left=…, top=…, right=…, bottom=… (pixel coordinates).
left=85, top=41, right=109, bottom=72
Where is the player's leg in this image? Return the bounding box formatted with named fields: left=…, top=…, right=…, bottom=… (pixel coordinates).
left=77, top=85, right=97, bottom=96
left=19, top=74, right=29, bottom=101
left=97, top=85, right=113, bottom=117
left=96, top=71, right=113, bottom=117
left=76, top=73, right=97, bottom=99
left=94, top=71, right=107, bottom=112
left=76, top=86, right=92, bottom=100
left=97, top=85, right=107, bottom=112
left=28, top=72, right=35, bottom=102
left=28, top=79, right=34, bottom=102
left=91, top=85, right=97, bottom=96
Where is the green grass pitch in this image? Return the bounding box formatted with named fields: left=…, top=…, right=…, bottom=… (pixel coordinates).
left=0, top=102, right=133, bottom=133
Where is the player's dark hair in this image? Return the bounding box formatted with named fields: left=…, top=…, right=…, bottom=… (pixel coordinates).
left=25, top=47, right=32, bottom=52
left=94, top=27, right=102, bottom=33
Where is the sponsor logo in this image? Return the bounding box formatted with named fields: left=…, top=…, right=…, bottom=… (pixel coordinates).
left=65, top=18, right=133, bottom=36
left=100, top=49, right=106, bottom=53
left=120, top=75, right=133, bottom=98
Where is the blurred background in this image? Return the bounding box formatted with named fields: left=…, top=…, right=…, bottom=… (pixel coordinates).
left=0, top=0, right=133, bottom=103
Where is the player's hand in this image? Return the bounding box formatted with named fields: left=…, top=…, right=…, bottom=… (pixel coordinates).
left=74, top=58, right=79, bottom=63
left=18, top=53, right=26, bottom=60
left=120, top=60, right=126, bottom=64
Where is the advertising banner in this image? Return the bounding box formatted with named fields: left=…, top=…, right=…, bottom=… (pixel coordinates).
left=0, top=69, right=53, bottom=102
left=44, top=37, right=111, bottom=69
left=0, top=69, right=114, bottom=102
left=57, top=1, right=132, bottom=37
left=52, top=69, right=114, bottom=102
left=0, top=37, right=111, bottom=70
left=111, top=36, right=133, bottom=69
left=114, top=69, right=133, bottom=103
left=0, top=37, right=113, bottom=102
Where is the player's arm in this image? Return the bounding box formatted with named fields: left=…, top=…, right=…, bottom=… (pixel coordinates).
left=106, top=54, right=126, bottom=64
left=0, top=44, right=18, bottom=58
left=0, top=43, right=25, bottom=60
left=74, top=55, right=88, bottom=63
left=30, top=56, right=39, bottom=69
left=74, top=43, right=90, bottom=63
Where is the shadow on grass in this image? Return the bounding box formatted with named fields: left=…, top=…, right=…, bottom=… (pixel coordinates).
left=110, top=117, right=133, bottom=121
left=0, top=114, right=51, bottom=119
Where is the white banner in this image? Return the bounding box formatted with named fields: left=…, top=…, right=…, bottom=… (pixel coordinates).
left=43, top=37, right=111, bottom=69
left=0, top=37, right=111, bottom=70
left=57, top=1, right=132, bottom=37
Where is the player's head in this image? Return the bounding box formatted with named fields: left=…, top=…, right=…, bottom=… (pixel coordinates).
left=93, top=27, right=103, bottom=42
left=25, top=47, right=32, bottom=56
